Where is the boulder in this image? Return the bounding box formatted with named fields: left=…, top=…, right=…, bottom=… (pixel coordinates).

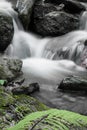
left=16, top=0, right=35, bottom=30
left=7, top=80, right=40, bottom=95
left=59, top=76, right=87, bottom=91
left=0, top=12, right=14, bottom=52
left=31, top=0, right=85, bottom=36
left=0, top=57, right=22, bottom=81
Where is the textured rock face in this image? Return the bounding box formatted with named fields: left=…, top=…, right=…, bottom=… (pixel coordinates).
left=0, top=12, right=14, bottom=52
left=31, top=0, right=85, bottom=36
left=0, top=57, right=22, bottom=81
left=16, top=0, right=35, bottom=30
left=10, top=82, right=40, bottom=95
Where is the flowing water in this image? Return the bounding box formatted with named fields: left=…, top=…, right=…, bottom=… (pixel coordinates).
left=1, top=0, right=87, bottom=114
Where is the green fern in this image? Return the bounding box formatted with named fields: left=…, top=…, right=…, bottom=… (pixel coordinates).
left=8, top=109, right=87, bottom=130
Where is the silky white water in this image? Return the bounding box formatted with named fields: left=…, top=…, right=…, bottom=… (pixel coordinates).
left=1, top=0, right=87, bottom=85
left=22, top=58, right=87, bottom=85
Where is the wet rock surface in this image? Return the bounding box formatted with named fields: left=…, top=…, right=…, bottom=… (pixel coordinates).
left=0, top=12, right=14, bottom=52
left=6, top=79, right=40, bottom=95
left=0, top=57, right=22, bottom=81
left=30, top=0, right=85, bottom=36
left=59, top=76, right=87, bottom=91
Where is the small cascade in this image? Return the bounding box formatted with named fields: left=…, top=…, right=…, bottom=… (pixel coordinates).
left=42, top=31, right=87, bottom=64
left=7, top=30, right=49, bottom=59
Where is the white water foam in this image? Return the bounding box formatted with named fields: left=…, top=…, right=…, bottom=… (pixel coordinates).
left=22, top=58, right=87, bottom=85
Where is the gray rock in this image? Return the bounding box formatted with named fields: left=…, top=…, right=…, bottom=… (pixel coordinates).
left=16, top=0, right=35, bottom=30
left=31, top=0, right=85, bottom=36
left=0, top=57, right=22, bottom=81
left=0, top=12, right=14, bottom=52
left=11, top=83, right=40, bottom=95
left=59, top=76, right=87, bottom=91
left=6, top=78, right=40, bottom=95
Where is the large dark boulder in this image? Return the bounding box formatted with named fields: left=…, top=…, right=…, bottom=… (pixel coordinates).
left=0, top=12, right=14, bottom=52
left=31, top=0, right=85, bottom=36
left=16, top=0, right=35, bottom=30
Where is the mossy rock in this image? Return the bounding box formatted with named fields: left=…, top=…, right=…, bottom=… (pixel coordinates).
left=0, top=58, right=22, bottom=81
left=8, top=109, right=87, bottom=130
left=0, top=86, right=48, bottom=130
left=13, top=95, right=48, bottom=118
left=0, top=87, right=14, bottom=108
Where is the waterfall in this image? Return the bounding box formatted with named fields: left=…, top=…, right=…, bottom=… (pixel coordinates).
left=1, top=0, right=87, bottom=85
left=6, top=29, right=50, bottom=58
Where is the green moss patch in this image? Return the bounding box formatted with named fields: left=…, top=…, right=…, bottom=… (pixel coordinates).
left=0, top=86, right=48, bottom=130
left=8, top=109, right=87, bottom=130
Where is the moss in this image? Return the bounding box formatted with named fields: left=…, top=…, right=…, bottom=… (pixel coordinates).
left=14, top=95, right=48, bottom=116
left=0, top=108, right=6, bottom=115
left=8, top=109, right=87, bottom=130
left=0, top=87, right=14, bottom=108
left=0, top=87, right=48, bottom=130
